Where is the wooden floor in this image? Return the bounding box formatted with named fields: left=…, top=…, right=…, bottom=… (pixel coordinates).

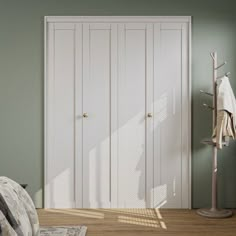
left=38, top=209, right=236, bottom=236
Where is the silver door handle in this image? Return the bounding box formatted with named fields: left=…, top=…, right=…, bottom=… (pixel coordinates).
left=83, top=112, right=89, bottom=118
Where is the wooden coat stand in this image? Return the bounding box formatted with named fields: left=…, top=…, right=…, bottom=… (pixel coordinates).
left=197, top=52, right=233, bottom=218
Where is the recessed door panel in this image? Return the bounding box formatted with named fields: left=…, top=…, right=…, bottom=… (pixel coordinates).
left=117, top=24, right=148, bottom=207
left=82, top=24, right=112, bottom=208
left=46, top=23, right=76, bottom=208
left=153, top=23, right=183, bottom=208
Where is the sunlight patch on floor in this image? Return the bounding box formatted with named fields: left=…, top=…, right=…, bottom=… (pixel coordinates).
left=43, top=208, right=167, bottom=229
left=155, top=208, right=167, bottom=230
left=118, top=215, right=160, bottom=228
left=155, top=208, right=163, bottom=219
left=45, top=209, right=104, bottom=219
left=160, top=221, right=167, bottom=229
left=98, top=208, right=157, bottom=218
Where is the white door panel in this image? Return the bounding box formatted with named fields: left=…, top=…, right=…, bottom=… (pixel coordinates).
left=117, top=24, right=148, bottom=207
left=154, top=23, right=184, bottom=208
left=82, top=24, right=112, bottom=208
left=46, top=23, right=76, bottom=208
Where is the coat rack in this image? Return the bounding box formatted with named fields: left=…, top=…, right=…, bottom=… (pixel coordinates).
left=197, top=52, right=233, bottom=218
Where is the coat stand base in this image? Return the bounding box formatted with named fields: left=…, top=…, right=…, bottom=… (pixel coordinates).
left=197, top=208, right=233, bottom=218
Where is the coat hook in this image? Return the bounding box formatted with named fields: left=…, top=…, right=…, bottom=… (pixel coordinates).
left=217, top=72, right=231, bottom=80
left=200, top=90, right=213, bottom=96
left=210, top=52, right=215, bottom=61
left=203, top=103, right=214, bottom=110
left=215, top=61, right=227, bottom=70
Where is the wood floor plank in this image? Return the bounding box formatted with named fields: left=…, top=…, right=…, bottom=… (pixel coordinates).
left=38, top=209, right=236, bottom=236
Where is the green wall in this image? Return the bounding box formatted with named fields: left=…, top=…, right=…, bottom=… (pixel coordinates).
left=0, top=0, right=236, bottom=208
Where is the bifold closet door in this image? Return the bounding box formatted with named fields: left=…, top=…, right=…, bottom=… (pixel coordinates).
left=81, top=23, right=117, bottom=208
left=46, top=23, right=116, bottom=208
left=46, top=23, right=77, bottom=208
left=153, top=23, right=189, bottom=208
left=115, top=23, right=154, bottom=208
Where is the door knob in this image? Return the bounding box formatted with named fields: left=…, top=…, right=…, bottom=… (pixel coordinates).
left=147, top=113, right=153, bottom=118
left=83, top=112, right=89, bottom=118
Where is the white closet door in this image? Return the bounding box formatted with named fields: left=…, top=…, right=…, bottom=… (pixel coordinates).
left=82, top=23, right=115, bottom=208
left=45, top=17, right=190, bottom=209
left=117, top=23, right=153, bottom=207
left=153, top=23, right=189, bottom=208
left=46, top=23, right=76, bottom=208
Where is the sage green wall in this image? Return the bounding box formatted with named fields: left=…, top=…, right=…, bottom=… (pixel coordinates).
left=0, top=0, right=236, bottom=208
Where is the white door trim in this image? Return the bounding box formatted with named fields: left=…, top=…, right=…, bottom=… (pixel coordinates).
left=45, top=16, right=191, bottom=23
left=44, top=16, right=192, bottom=209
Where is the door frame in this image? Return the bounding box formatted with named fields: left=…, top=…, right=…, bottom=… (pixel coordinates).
left=44, top=16, right=192, bottom=208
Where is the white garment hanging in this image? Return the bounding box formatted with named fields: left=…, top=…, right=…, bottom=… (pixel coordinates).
left=212, top=76, right=236, bottom=149
left=217, top=76, right=236, bottom=122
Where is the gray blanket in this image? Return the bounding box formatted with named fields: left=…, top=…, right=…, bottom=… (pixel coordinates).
left=0, top=177, right=87, bottom=236
left=0, top=177, right=40, bottom=236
